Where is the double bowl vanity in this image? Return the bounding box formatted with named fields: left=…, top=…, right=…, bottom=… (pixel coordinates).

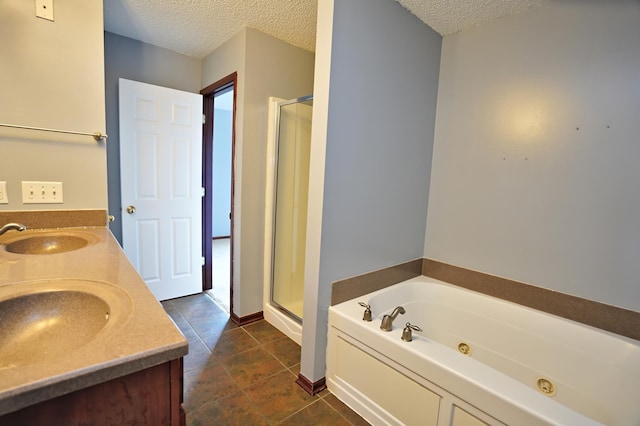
left=0, top=224, right=188, bottom=425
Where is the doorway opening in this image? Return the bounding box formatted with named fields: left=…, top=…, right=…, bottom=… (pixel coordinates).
left=201, top=73, right=236, bottom=314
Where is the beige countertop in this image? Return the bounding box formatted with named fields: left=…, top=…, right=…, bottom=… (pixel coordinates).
left=0, top=226, right=188, bottom=415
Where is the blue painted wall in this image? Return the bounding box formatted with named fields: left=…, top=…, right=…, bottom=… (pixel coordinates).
left=212, top=103, right=232, bottom=237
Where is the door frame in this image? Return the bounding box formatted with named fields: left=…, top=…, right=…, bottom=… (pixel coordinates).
left=201, top=72, right=237, bottom=313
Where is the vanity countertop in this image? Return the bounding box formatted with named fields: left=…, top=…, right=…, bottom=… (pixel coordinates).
left=0, top=226, right=188, bottom=415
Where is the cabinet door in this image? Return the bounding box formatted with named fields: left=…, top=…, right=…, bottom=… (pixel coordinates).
left=0, top=359, right=184, bottom=426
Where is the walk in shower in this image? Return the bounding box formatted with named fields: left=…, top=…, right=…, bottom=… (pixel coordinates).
left=263, top=95, right=313, bottom=344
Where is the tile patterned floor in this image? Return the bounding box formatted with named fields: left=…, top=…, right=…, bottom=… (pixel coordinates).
left=162, top=292, right=369, bottom=426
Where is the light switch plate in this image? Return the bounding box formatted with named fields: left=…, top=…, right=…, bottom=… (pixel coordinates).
left=21, top=181, right=63, bottom=204
left=35, top=0, right=54, bottom=21
left=0, top=181, right=7, bottom=204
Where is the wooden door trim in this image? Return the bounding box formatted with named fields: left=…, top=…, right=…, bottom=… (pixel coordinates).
left=201, top=73, right=237, bottom=316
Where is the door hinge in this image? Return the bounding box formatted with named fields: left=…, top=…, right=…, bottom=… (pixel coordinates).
left=202, top=114, right=206, bottom=124
left=201, top=256, right=205, bottom=266
left=200, top=187, right=205, bottom=197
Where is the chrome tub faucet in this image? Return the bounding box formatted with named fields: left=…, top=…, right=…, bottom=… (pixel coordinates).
left=0, top=223, right=27, bottom=236
left=380, top=306, right=405, bottom=331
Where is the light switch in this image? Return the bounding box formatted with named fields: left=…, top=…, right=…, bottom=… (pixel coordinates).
left=35, top=0, right=54, bottom=21
left=0, top=181, right=7, bottom=204
left=21, top=181, right=63, bottom=204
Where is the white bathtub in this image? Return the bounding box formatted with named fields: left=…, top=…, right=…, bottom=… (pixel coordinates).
left=326, top=276, right=640, bottom=426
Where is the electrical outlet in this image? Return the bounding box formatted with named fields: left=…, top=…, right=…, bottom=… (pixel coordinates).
left=0, top=181, right=7, bottom=204
left=21, top=181, right=63, bottom=204
left=35, top=0, right=54, bottom=21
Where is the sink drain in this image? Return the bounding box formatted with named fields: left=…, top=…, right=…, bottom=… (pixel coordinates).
left=457, top=342, right=472, bottom=355
left=536, top=378, right=556, bottom=396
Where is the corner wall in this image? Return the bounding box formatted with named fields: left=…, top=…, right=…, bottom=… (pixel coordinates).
left=426, top=0, right=640, bottom=312
left=0, top=0, right=106, bottom=211
left=202, top=27, right=315, bottom=317
left=301, top=0, right=442, bottom=382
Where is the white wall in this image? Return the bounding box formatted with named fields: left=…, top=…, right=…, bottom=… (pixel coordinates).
left=202, top=27, right=315, bottom=316
left=202, top=29, right=248, bottom=313
left=301, top=0, right=442, bottom=382
left=426, top=0, right=640, bottom=312
left=0, top=0, right=106, bottom=211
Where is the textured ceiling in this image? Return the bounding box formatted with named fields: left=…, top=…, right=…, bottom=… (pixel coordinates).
left=103, top=0, right=549, bottom=59
left=103, top=0, right=319, bottom=59
left=396, top=0, right=549, bottom=35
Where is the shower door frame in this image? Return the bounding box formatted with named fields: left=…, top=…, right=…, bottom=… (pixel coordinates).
left=269, top=95, right=313, bottom=323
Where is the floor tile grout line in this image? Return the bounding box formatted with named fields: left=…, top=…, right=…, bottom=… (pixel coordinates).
left=196, top=358, right=305, bottom=425
left=273, top=392, right=350, bottom=425
left=216, top=347, right=293, bottom=393
left=169, top=309, right=200, bottom=341
left=236, top=386, right=278, bottom=426
left=240, top=325, right=264, bottom=346
left=182, top=308, right=305, bottom=390
left=275, top=397, right=324, bottom=425
left=185, top=317, right=296, bottom=403
left=322, top=396, right=364, bottom=426
left=179, top=310, right=215, bottom=357
left=223, top=325, right=299, bottom=378
left=171, top=305, right=297, bottom=373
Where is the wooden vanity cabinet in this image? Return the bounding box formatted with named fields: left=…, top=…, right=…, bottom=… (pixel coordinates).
left=0, top=358, right=185, bottom=426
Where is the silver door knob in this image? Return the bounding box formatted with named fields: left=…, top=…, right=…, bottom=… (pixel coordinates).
left=126, top=205, right=136, bottom=214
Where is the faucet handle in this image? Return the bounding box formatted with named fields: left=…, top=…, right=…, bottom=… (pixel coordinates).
left=358, top=302, right=372, bottom=321
left=401, top=322, right=422, bottom=342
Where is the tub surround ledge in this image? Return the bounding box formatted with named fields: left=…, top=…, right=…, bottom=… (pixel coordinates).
left=422, top=259, right=640, bottom=342
left=330, top=259, right=422, bottom=306
left=331, top=258, right=640, bottom=342
left=0, top=221, right=188, bottom=416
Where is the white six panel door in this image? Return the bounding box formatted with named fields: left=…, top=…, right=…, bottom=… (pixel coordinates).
left=119, top=78, right=203, bottom=301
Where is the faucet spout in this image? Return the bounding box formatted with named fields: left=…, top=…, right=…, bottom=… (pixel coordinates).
left=380, top=306, right=405, bottom=331
left=0, top=223, right=27, bottom=236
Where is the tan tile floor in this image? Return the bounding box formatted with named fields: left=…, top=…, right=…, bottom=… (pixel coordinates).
left=162, top=293, right=369, bottom=425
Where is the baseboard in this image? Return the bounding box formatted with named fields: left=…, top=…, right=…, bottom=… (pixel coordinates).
left=296, top=373, right=326, bottom=396
left=230, top=311, right=263, bottom=326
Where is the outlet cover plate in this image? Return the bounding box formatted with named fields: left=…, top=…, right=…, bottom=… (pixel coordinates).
left=0, top=181, right=7, bottom=204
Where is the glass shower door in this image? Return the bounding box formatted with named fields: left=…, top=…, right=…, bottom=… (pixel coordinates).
left=271, top=96, right=313, bottom=322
